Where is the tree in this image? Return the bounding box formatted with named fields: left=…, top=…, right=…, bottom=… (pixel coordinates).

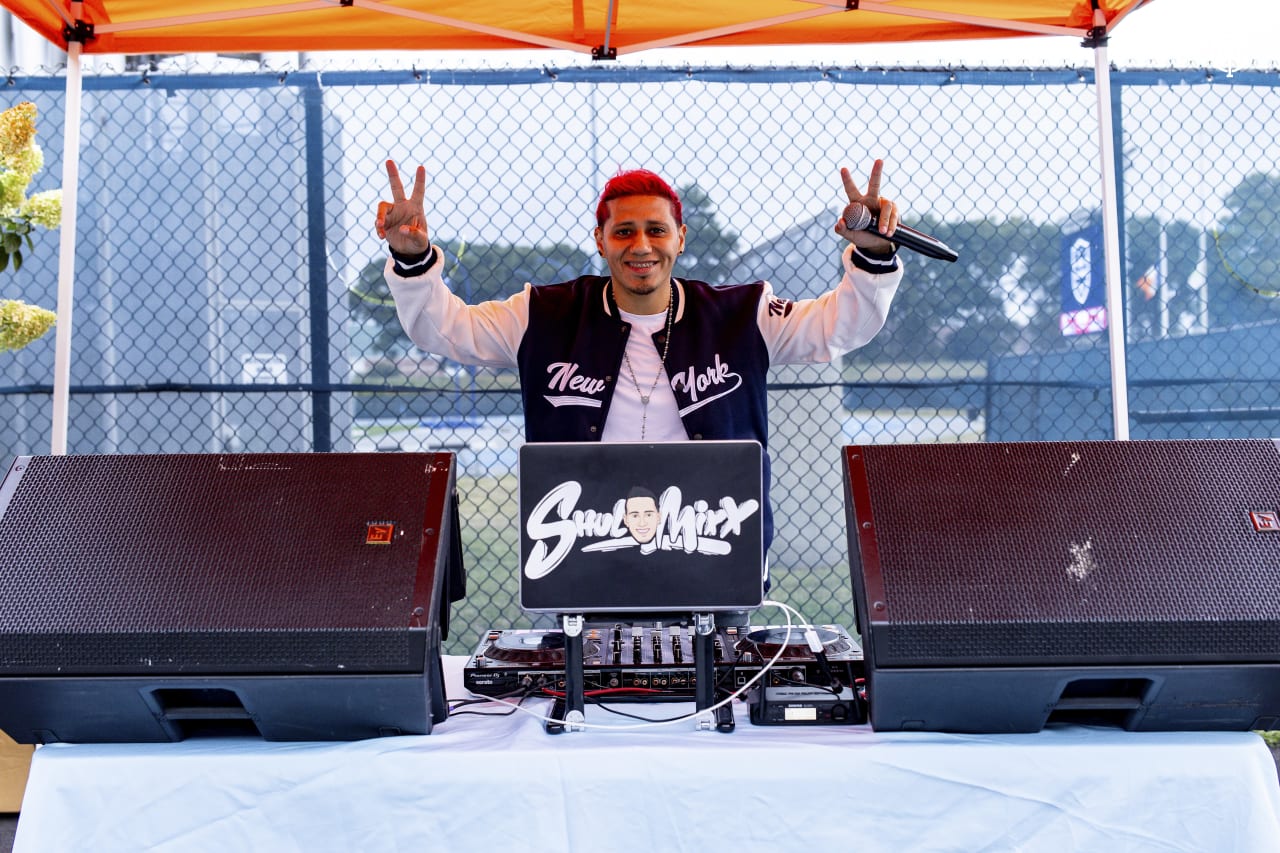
left=852, top=214, right=1060, bottom=363
left=677, top=183, right=739, bottom=285
left=1207, top=171, right=1280, bottom=329
left=347, top=241, right=595, bottom=362
left=348, top=256, right=412, bottom=359
left=440, top=240, right=593, bottom=303
left=1124, top=214, right=1202, bottom=339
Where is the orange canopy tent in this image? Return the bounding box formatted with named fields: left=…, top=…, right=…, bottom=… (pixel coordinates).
left=0, top=0, right=1158, bottom=450
left=2, top=0, right=1150, bottom=57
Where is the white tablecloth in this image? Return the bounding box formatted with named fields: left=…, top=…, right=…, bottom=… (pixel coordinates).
left=15, top=656, right=1280, bottom=852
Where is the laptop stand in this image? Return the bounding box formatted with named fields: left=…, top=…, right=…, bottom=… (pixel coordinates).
left=545, top=612, right=733, bottom=734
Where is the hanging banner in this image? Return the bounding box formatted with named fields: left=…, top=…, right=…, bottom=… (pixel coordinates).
left=1060, top=221, right=1107, bottom=336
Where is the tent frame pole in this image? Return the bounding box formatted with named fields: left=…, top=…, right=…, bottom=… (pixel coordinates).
left=1090, top=27, right=1131, bottom=440
left=50, top=34, right=83, bottom=455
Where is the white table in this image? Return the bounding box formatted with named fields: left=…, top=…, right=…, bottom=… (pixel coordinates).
left=15, top=656, right=1280, bottom=852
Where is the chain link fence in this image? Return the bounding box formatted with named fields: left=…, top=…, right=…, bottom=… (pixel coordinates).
left=2, top=64, right=1278, bottom=653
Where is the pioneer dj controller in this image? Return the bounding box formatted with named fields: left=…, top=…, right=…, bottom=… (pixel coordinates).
left=462, top=623, right=864, bottom=701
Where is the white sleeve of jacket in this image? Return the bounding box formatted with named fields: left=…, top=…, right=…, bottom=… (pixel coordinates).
left=383, top=249, right=529, bottom=369
left=757, top=244, right=903, bottom=364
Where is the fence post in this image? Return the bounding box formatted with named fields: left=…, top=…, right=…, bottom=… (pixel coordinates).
left=303, top=74, right=332, bottom=452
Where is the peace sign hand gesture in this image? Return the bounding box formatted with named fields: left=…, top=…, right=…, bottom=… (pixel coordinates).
left=833, top=158, right=898, bottom=255
left=375, top=159, right=431, bottom=255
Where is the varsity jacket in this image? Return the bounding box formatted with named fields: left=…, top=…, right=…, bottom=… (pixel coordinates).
left=385, top=244, right=903, bottom=557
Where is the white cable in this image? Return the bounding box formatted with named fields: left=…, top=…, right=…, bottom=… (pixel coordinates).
left=457, top=598, right=813, bottom=731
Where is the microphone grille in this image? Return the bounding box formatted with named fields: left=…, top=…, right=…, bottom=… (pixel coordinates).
left=842, top=202, right=873, bottom=231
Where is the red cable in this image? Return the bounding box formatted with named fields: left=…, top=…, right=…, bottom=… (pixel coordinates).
left=541, top=687, right=665, bottom=697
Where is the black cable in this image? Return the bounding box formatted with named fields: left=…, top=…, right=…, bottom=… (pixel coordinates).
left=714, top=650, right=749, bottom=696
left=450, top=687, right=537, bottom=716
left=811, top=650, right=845, bottom=696
left=769, top=672, right=840, bottom=696
left=584, top=696, right=696, bottom=723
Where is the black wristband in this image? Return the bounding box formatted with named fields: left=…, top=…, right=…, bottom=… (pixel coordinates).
left=848, top=244, right=899, bottom=274
left=391, top=246, right=436, bottom=276
left=859, top=244, right=897, bottom=261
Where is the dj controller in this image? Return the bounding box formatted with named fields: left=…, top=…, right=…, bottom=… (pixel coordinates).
left=462, top=623, right=865, bottom=704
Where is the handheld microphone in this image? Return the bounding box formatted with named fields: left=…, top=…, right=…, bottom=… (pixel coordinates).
left=842, top=202, right=959, bottom=263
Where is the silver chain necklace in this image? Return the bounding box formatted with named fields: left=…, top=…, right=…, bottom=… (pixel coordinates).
left=616, top=280, right=676, bottom=440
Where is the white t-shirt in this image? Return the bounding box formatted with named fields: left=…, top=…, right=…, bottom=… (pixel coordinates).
left=601, top=307, right=688, bottom=442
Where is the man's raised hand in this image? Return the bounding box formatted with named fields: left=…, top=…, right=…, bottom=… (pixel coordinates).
left=833, top=158, right=898, bottom=254
left=376, top=160, right=431, bottom=255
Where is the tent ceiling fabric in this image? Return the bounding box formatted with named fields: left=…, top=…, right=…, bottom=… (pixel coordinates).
left=2, top=0, right=1151, bottom=57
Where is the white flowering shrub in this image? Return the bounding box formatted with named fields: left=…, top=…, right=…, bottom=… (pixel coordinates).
left=0, top=100, right=62, bottom=352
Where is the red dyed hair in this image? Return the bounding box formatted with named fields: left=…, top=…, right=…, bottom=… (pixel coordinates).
left=595, top=169, right=683, bottom=227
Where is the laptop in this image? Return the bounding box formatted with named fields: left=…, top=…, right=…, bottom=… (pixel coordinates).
left=518, top=441, right=765, bottom=614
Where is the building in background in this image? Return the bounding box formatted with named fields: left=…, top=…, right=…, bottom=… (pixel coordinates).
left=1, top=11, right=63, bottom=72
left=0, top=60, right=355, bottom=459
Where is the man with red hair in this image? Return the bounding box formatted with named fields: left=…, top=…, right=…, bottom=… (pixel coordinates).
left=376, top=160, right=903, bottom=595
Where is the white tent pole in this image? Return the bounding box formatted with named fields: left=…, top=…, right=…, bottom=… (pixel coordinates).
left=1092, top=31, right=1130, bottom=441
left=50, top=37, right=83, bottom=455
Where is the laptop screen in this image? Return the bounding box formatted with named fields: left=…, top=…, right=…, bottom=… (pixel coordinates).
left=518, top=441, right=765, bottom=613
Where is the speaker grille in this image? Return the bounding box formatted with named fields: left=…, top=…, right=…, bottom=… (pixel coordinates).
left=0, top=453, right=452, bottom=674
left=849, top=439, right=1280, bottom=664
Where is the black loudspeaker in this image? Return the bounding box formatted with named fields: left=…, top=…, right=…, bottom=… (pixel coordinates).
left=843, top=438, right=1280, bottom=733
left=0, top=452, right=465, bottom=743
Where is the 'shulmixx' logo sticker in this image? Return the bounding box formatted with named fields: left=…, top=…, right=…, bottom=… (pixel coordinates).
left=523, top=481, right=759, bottom=579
